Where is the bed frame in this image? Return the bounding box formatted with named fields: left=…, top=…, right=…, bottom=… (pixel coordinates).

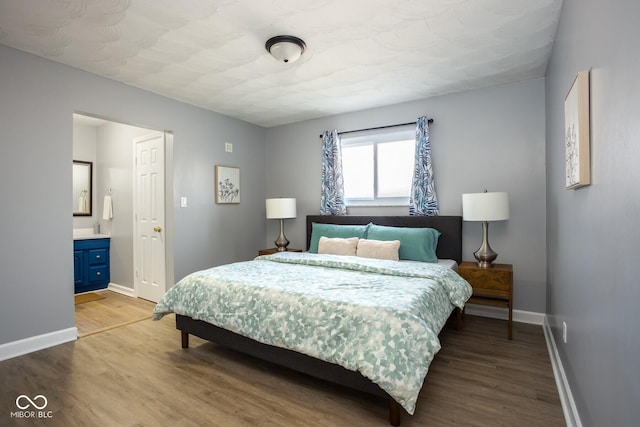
left=177, top=215, right=463, bottom=426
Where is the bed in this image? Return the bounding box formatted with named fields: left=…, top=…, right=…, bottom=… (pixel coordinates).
left=153, top=215, right=471, bottom=426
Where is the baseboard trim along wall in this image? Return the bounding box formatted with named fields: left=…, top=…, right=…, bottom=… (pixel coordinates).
left=543, top=316, right=583, bottom=427
left=465, top=304, right=582, bottom=426
left=464, top=303, right=545, bottom=325
left=0, top=327, right=77, bottom=362
left=0, top=284, right=133, bottom=361
left=108, top=282, right=135, bottom=297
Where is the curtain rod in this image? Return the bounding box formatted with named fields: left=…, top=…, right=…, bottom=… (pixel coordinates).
left=318, top=118, right=433, bottom=138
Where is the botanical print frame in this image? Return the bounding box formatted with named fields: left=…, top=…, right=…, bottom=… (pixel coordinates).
left=564, top=70, right=591, bottom=189
left=215, top=165, right=240, bottom=204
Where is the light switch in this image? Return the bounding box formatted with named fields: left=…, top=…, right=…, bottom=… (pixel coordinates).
left=225, top=142, right=233, bottom=153
left=180, top=197, right=187, bottom=208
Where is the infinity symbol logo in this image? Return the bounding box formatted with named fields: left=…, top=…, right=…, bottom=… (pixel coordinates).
left=16, top=395, right=48, bottom=410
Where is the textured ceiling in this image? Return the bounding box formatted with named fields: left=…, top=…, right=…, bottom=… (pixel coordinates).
left=0, top=0, right=563, bottom=127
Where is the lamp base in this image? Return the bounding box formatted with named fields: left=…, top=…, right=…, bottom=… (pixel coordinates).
left=473, top=255, right=497, bottom=268
left=474, top=221, right=498, bottom=268
left=274, top=218, right=290, bottom=252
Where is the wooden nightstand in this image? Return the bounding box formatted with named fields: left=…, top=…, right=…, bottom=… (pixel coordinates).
left=458, top=262, right=513, bottom=340
left=258, top=248, right=303, bottom=256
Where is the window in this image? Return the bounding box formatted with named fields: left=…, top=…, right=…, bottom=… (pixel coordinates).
left=342, top=129, right=415, bottom=206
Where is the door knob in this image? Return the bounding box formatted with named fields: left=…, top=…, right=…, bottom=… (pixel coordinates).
left=153, top=226, right=162, bottom=232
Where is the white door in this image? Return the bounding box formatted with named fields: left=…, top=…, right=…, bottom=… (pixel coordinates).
left=134, top=133, right=166, bottom=302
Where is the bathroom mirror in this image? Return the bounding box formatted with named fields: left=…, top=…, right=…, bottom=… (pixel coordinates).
left=73, top=160, right=92, bottom=216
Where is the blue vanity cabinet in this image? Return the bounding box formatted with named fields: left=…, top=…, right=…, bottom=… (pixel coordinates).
left=74, top=250, right=86, bottom=286
left=73, top=238, right=110, bottom=293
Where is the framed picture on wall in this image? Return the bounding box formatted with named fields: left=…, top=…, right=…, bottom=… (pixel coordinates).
left=564, top=70, right=591, bottom=189
left=215, top=165, right=240, bottom=204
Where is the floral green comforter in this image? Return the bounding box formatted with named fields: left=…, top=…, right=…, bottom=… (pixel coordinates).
left=153, top=252, right=472, bottom=414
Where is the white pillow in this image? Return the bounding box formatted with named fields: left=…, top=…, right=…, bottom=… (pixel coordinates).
left=356, top=239, right=400, bottom=261
left=318, top=236, right=359, bottom=256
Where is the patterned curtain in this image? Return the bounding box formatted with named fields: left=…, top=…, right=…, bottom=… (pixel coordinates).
left=409, top=116, right=439, bottom=216
left=320, top=130, right=347, bottom=215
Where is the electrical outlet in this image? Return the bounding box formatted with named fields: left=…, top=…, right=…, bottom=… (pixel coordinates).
left=562, top=321, right=568, bottom=343
left=225, top=142, right=233, bottom=153
left=180, top=197, right=187, bottom=208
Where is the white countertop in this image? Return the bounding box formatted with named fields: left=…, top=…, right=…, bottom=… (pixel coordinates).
left=73, top=228, right=111, bottom=240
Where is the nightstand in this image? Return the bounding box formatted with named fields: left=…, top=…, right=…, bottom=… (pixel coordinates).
left=258, top=248, right=303, bottom=256
left=458, top=262, right=513, bottom=340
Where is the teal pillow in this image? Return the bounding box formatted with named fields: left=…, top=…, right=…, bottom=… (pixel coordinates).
left=366, top=224, right=440, bottom=262
left=309, top=223, right=369, bottom=253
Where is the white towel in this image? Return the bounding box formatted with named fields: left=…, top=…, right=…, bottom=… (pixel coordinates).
left=78, top=195, right=87, bottom=213
left=103, top=195, right=113, bottom=220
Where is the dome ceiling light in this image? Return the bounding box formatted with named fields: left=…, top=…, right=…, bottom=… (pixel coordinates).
left=265, top=35, right=306, bottom=63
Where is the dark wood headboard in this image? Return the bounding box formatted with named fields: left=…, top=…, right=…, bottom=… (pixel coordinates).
left=306, top=215, right=463, bottom=264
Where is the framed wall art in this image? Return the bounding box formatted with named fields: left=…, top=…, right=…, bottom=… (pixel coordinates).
left=564, top=70, right=591, bottom=189
left=215, top=165, right=240, bottom=204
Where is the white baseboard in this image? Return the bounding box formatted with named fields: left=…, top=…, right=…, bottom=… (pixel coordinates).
left=0, top=327, right=77, bottom=362
left=466, top=306, right=582, bottom=425
left=0, top=284, right=135, bottom=361
left=108, top=282, right=135, bottom=297
left=464, top=303, right=545, bottom=325
left=542, top=316, right=583, bottom=427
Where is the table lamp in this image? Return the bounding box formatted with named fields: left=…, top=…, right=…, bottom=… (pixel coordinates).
left=266, top=198, right=297, bottom=251
left=462, top=191, right=509, bottom=267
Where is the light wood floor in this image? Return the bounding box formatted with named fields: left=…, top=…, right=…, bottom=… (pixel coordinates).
left=75, top=290, right=156, bottom=337
left=1, top=315, right=565, bottom=426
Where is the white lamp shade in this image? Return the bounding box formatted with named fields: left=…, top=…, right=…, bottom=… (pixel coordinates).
left=266, top=198, right=297, bottom=219
left=462, top=192, right=509, bottom=221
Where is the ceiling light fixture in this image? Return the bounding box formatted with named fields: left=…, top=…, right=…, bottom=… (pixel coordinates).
left=265, top=35, right=306, bottom=63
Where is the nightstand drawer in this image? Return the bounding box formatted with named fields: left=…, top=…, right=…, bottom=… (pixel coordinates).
left=461, top=268, right=511, bottom=291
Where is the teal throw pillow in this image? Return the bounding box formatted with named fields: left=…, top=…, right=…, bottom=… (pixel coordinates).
left=366, top=224, right=440, bottom=262
left=308, top=223, right=369, bottom=253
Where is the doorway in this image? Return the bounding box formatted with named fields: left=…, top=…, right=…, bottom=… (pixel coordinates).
left=72, top=113, right=174, bottom=334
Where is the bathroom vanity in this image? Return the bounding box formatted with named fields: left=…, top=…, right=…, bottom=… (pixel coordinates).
left=73, top=231, right=110, bottom=294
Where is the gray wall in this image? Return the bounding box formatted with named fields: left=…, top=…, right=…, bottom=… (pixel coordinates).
left=545, top=1, right=640, bottom=425
left=0, top=44, right=266, bottom=346
left=266, top=78, right=547, bottom=313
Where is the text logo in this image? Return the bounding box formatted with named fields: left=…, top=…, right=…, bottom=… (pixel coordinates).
left=15, top=395, right=48, bottom=410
